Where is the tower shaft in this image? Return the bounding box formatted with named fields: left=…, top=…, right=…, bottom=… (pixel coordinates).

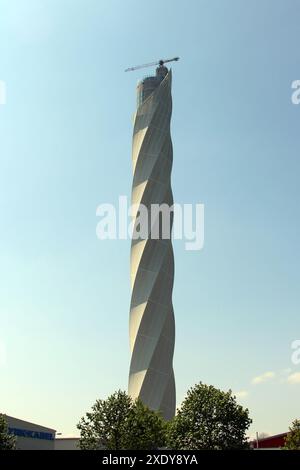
left=128, top=68, right=175, bottom=420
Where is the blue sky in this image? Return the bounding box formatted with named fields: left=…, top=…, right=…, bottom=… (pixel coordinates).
left=0, top=0, right=300, bottom=437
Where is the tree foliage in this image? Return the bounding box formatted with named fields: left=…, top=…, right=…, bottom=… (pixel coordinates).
left=121, top=399, right=166, bottom=450
left=284, top=419, right=300, bottom=450
left=166, top=382, right=252, bottom=450
left=78, top=384, right=252, bottom=450
left=0, top=414, right=16, bottom=450
left=77, top=390, right=165, bottom=450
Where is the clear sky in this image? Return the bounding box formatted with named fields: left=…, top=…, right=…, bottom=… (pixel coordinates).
left=1, top=0, right=300, bottom=437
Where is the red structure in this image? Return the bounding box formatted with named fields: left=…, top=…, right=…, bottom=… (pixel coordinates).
left=251, top=433, right=288, bottom=449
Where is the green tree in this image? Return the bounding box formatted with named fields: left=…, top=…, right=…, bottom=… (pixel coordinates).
left=0, top=414, right=16, bottom=450
left=77, top=390, right=132, bottom=449
left=284, top=419, right=300, bottom=450
left=77, top=390, right=166, bottom=450
left=122, top=399, right=166, bottom=450
left=166, top=382, right=252, bottom=450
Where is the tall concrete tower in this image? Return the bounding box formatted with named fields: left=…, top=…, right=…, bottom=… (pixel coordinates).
left=128, top=63, right=175, bottom=420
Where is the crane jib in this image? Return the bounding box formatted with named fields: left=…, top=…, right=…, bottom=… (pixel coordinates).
left=125, top=57, right=179, bottom=72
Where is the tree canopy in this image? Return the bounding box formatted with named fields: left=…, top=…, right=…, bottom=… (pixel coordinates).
left=0, top=414, right=16, bottom=450
left=166, top=382, right=252, bottom=450
left=284, top=419, right=300, bottom=450
left=77, top=390, right=166, bottom=450
left=78, top=383, right=252, bottom=450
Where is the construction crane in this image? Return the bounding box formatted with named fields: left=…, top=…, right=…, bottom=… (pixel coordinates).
left=125, top=57, right=179, bottom=72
